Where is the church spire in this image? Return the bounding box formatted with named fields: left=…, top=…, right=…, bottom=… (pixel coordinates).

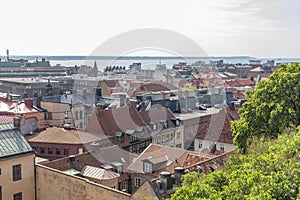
left=93, top=60, right=98, bottom=69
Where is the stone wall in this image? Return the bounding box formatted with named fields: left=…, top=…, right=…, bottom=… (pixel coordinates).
left=36, top=164, right=131, bottom=200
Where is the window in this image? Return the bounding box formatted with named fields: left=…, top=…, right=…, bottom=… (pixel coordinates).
left=155, top=137, right=159, bottom=144
left=152, top=123, right=157, bottom=130
left=129, top=134, right=137, bottom=142
left=143, top=162, right=152, bottom=173
left=176, top=144, right=182, bottom=149
left=47, top=112, right=52, bottom=120
left=176, top=132, right=181, bottom=140
left=117, top=165, right=123, bottom=174
left=40, top=147, right=45, bottom=154
left=132, top=145, right=137, bottom=153
left=220, top=144, right=225, bottom=151
left=63, top=148, right=69, bottom=155
left=75, top=111, right=79, bottom=120
left=64, top=111, right=68, bottom=119
left=136, top=127, right=144, bottom=136
left=166, top=135, right=169, bottom=142
left=198, top=140, right=203, bottom=149
left=48, top=148, right=53, bottom=155
left=118, top=135, right=124, bottom=143
left=121, top=181, right=126, bottom=191
left=80, top=110, right=83, bottom=119
left=163, top=121, right=168, bottom=129
left=135, top=178, right=141, bottom=187
left=78, top=148, right=83, bottom=154
left=13, top=192, right=22, bottom=200
left=56, top=148, right=61, bottom=155
left=13, top=164, right=21, bottom=181
left=0, top=186, right=2, bottom=200
left=32, top=146, right=37, bottom=152
left=80, top=122, right=83, bottom=129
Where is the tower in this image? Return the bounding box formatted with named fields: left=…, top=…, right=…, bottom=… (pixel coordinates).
left=92, top=60, right=98, bottom=77
left=45, top=79, right=53, bottom=96
left=6, top=49, right=9, bottom=61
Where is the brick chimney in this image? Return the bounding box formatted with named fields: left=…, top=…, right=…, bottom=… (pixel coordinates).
left=24, top=99, right=33, bottom=108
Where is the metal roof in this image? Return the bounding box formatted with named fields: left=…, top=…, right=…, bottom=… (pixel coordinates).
left=81, top=165, right=120, bottom=180
left=115, top=132, right=123, bottom=137
left=110, top=161, right=123, bottom=167
left=100, top=163, right=113, bottom=170
left=63, top=168, right=80, bottom=176
left=136, top=126, right=144, bottom=132
left=125, top=129, right=135, bottom=135
left=0, top=123, right=15, bottom=131
left=0, top=128, right=33, bottom=159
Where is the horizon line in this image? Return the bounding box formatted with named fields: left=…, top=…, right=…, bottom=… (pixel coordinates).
left=1, top=55, right=300, bottom=59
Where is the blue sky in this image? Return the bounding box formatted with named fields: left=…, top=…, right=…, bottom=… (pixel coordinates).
left=0, top=0, right=299, bottom=57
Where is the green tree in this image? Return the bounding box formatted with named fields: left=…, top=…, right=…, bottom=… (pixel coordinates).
left=231, top=63, right=300, bottom=153
left=171, top=129, right=300, bottom=200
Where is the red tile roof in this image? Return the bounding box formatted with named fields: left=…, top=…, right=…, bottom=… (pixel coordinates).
left=138, top=107, right=176, bottom=129
left=0, top=98, right=39, bottom=114
left=86, top=105, right=179, bottom=148
left=127, top=144, right=215, bottom=176
left=236, top=79, right=255, bottom=86
left=224, top=79, right=255, bottom=88
left=41, top=145, right=137, bottom=174
left=232, top=90, right=247, bottom=100
left=129, top=82, right=178, bottom=97
left=185, top=150, right=235, bottom=173
left=195, top=107, right=239, bottom=144
left=86, top=105, right=151, bottom=148
left=103, top=80, right=122, bottom=88
left=26, top=127, right=110, bottom=144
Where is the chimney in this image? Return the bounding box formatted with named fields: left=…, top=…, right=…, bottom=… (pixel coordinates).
left=83, top=88, right=87, bottom=99
left=69, top=155, right=76, bottom=162
left=37, top=95, right=42, bottom=108
left=90, top=141, right=100, bottom=153
left=159, top=171, right=175, bottom=193
left=24, top=99, right=33, bottom=108
left=6, top=92, right=12, bottom=101
left=13, top=117, right=21, bottom=130
left=228, top=102, right=235, bottom=111
left=119, top=94, right=126, bottom=107
left=240, top=99, right=246, bottom=107
left=210, top=143, right=217, bottom=154
left=173, top=166, right=185, bottom=185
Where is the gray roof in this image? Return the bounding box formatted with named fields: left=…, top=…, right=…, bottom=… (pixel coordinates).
left=0, top=125, right=33, bottom=159
left=250, top=66, right=265, bottom=72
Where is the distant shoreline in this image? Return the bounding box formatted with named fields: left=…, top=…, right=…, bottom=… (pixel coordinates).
left=0, top=55, right=255, bottom=60
left=1, top=55, right=300, bottom=61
